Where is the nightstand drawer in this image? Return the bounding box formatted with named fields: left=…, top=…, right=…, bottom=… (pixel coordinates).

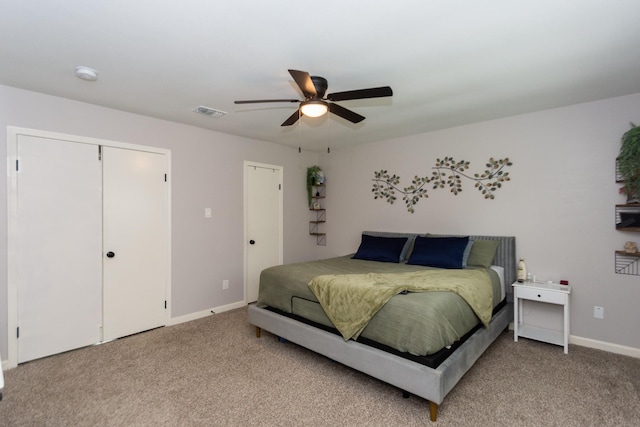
left=515, top=286, right=566, bottom=304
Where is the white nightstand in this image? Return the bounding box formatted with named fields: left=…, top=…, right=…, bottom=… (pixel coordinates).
left=513, top=281, right=571, bottom=354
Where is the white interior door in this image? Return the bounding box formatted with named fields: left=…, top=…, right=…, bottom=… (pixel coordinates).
left=246, top=163, right=283, bottom=303
left=16, top=135, right=103, bottom=363
left=102, top=147, right=168, bottom=341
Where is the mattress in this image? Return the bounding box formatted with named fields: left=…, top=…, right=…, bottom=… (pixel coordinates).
left=257, top=255, right=504, bottom=358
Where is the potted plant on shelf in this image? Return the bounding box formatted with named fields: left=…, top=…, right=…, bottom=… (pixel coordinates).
left=618, top=123, right=640, bottom=204
left=306, top=166, right=322, bottom=206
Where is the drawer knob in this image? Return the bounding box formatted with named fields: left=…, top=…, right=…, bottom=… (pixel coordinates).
left=537, top=294, right=541, bottom=298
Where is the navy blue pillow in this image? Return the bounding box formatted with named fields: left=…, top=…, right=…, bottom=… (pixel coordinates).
left=352, top=235, right=408, bottom=263
left=406, top=236, right=470, bottom=269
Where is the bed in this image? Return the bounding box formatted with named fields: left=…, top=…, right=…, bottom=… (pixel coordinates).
left=248, top=232, right=516, bottom=422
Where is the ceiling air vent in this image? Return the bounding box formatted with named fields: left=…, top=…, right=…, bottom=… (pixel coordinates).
left=193, top=106, right=226, bottom=118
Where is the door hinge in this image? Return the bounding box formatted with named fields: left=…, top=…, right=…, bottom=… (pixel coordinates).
left=279, top=184, right=281, bottom=190
left=98, top=145, right=102, bottom=161
left=164, top=173, right=167, bottom=182
left=16, top=159, right=19, bottom=171
left=164, top=300, right=167, bottom=309
left=17, top=327, right=19, bottom=338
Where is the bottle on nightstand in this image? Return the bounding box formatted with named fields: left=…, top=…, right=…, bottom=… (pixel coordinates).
left=517, top=258, right=527, bottom=283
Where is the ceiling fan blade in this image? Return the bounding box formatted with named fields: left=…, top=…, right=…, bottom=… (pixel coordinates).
left=288, top=69, right=317, bottom=98
left=329, top=103, right=365, bottom=123
left=281, top=110, right=301, bottom=126
left=326, top=86, right=393, bottom=101
left=234, top=99, right=299, bottom=104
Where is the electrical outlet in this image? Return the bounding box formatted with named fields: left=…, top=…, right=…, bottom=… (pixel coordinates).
left=222, top=279, right=229, bottom=290
left=594, top=306, right=604, bottom=319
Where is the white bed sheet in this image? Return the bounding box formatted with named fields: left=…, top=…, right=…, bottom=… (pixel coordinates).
left=490, top=265, right=506, bottom=302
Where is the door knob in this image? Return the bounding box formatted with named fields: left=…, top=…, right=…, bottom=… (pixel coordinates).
left=106, top=251, right=115, bottom=258
left=249, top=240, right=255, bottom=245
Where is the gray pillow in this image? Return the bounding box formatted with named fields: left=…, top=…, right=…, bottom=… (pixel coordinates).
left=467, top=239, right=500, bottom=268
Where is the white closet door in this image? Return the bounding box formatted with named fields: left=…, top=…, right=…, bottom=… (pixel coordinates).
left=17, top=136, right=103, bottom=363
left=246, top=164, right=282, bottom=303
left=102, top=147, right=167, bottom=341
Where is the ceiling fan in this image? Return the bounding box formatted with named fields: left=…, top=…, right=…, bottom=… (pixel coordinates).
left=234, top=69, right=393, bottom=126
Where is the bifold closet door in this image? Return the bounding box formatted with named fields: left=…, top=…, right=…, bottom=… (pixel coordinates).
left=102, top=147, right=167, bottom=341
left=16, top=136, right=103, bottom=363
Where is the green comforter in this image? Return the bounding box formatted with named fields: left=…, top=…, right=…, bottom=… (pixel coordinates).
left=308, top=270, right=493, bottom=341
left=257, top=255, right=501, bottom=356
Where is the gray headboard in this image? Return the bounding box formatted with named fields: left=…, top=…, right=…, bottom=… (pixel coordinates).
left=362, top=231, right=517, bottom=299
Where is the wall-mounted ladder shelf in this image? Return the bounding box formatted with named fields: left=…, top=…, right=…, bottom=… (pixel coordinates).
left=309, top=184, right=326, bottom=246
left=615, top=204, right=640, bottom=275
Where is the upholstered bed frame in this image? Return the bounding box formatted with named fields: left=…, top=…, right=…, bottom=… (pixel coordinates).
left=248, top=233, right=515, bottom=422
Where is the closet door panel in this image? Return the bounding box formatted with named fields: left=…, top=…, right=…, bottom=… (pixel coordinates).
left=102, top=147, right=167, bottom=341
left=16, top=136, right=103, bottom=363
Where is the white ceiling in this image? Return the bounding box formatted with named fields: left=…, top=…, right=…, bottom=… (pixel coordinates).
left=2, top=1, right=640, bottom=151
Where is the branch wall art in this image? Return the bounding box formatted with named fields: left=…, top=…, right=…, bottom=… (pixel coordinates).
left=372, top=157, right=513, bottom=213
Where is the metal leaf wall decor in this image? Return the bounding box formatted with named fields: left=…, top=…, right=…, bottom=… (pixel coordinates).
left=372, top=157, right=513, bottom=213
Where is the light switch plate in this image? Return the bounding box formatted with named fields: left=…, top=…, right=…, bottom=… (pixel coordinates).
left=594, top=306, right=604, bottom=319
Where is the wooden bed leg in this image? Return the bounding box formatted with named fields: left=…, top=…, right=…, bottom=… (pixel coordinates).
left=429, top=401, right=438, bottom=422
left=255, top=326, right=261, bottom=338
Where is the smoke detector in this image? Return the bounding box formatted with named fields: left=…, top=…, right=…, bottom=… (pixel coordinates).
left=193, top=106, right=226, bottom=118
left=75, top=66, right=98, bottom=81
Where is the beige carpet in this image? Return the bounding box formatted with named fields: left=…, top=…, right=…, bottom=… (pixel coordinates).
left=1, top=307, right=639, bottom=426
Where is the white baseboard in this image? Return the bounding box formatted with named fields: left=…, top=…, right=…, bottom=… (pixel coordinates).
left=509, top=322, right=639, bottom=359
left=167, top=300, right=247, bottom=326
left=570, top=335, right=640, bottom=359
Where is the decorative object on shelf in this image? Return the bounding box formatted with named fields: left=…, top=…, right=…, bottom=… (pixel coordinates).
left=624, top=241, right=638, bottom=254
left=617, top=123, right=640, bottom=204
left=313, top=202, right=321, bottom=210
left=371, top=157, right=513, bottom=213
left=306, top=165, right=323, bottom=206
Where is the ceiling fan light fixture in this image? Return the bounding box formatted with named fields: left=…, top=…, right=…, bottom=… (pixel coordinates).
left=300, top=100, right=328, bottom=118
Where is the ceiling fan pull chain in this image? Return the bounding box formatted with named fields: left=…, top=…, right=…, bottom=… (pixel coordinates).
left=327, top=109, right=331, bottom=154
left=297, top=107, right=302, bottom=153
